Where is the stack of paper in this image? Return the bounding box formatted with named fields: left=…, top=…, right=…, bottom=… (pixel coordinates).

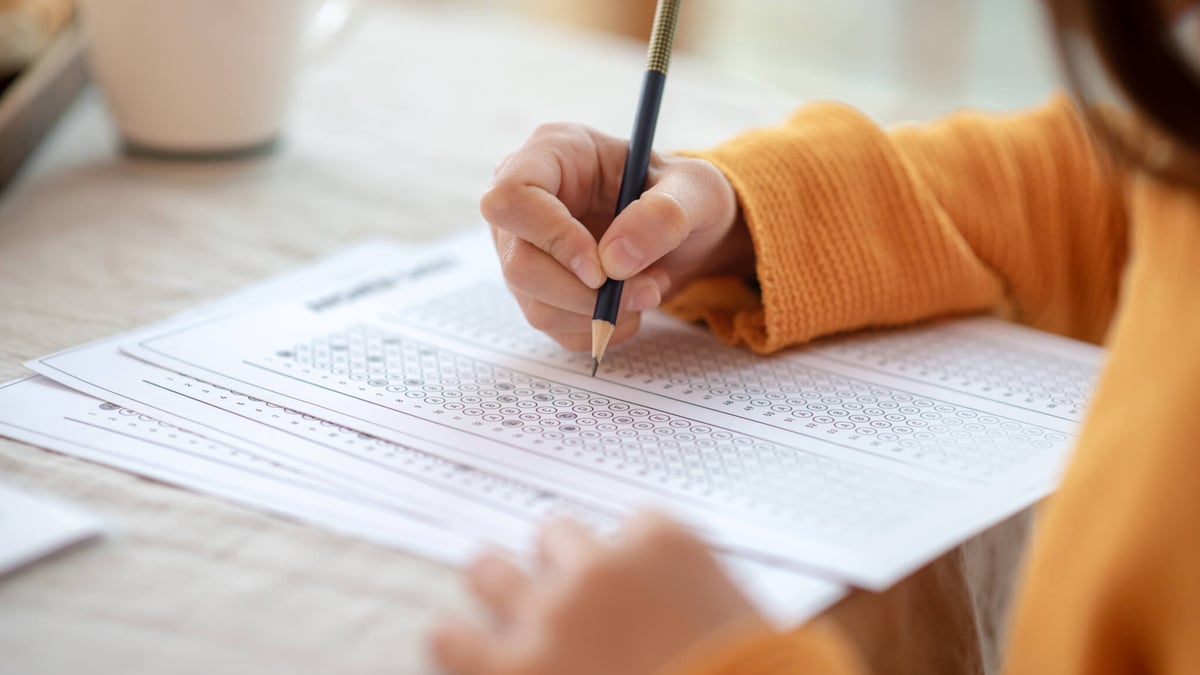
left=0, top=482, right=104, bottom=578
left=0, top=229, right=1104, bottom=624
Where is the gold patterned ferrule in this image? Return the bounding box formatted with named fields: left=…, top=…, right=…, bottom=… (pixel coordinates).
left=646, top=0, right=681, bottom=74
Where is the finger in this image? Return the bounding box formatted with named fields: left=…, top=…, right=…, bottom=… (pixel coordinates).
left=536, top=517, right=601, bottom=573
left=549, top=311, right=642, bottom=353
left=598, top=166, right=725, bottom=280
left=513, top=284, right=659, bottom=334
left=428, top=615, right=497, bottom=675
left=482, top=145, right=606, bottom=289
left=466, top=549, right=532, bottom=624
left=499, top=230, right=672, bottom=315
left=602, top=266, right=672, bottom=314
left=514, top=294, right=588, bottom=334
left=498, top=234, right=599, bottom=314
left=618, top=512, right=719, bottom=580
left=507, top=123, right=632, bottom=217
left=622, top=510, right=700, bottom=551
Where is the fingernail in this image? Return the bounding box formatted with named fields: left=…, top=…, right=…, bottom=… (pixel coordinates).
left=628, top=284, right=662, bottom=312
left=602, top=236, right=644, bottom=279
left=570, top=255, right=603, bottom=289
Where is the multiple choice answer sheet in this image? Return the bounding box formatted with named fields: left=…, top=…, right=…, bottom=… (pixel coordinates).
left=111, top=231, right=1104, bottom=588
left=0, top=376, right=473, bottom=562
left=0, top=376, right=844, bottom=626
left=15, top=237, right=845, bottom=626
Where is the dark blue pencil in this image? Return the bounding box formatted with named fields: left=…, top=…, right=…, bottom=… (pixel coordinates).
left=591, top=0, right=682, bottom=377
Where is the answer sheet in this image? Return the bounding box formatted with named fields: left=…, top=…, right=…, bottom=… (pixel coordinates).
left=116, top=231, right=1105, bottom=588
left=0, top=376, right=474, bottom=564
left=20, top=238, right=845, bottom=624
left=0, top=376, right=846, bottom=626
left=0, top=472, right=104, bottom=577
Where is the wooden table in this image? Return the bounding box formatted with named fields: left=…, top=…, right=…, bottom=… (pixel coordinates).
left=0, top=3, right=1028, bottom=672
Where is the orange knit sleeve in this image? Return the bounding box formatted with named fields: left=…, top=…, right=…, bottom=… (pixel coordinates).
left=668, top=95, right=1128, bottom=352
left=659, top=619, right=867, bottom=675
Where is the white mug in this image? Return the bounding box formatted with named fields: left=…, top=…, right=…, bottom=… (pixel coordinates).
left=76, top=0, right=353, bottom=159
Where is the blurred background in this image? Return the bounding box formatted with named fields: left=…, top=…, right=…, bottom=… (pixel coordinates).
left=0, top=0, right=1068, bottom=213
left=464, top=0, right=1061, bottom=119
left=1, top=0, right=1065, bottom=192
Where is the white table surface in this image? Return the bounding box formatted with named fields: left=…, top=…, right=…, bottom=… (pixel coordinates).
left=0, top=3, right=1029, bottom=673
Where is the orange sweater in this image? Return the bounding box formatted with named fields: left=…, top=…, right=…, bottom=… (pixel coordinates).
left=664, top=96, right=1200, bottom=674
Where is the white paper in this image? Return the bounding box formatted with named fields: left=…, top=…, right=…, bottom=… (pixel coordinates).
left=22, top=236, right=845, bottom=625
left=116, top=232, right=1104, bottom=588
left=0, top=376, right=844, bottom=626
left=0, top=376, right=476, bottom=565
left=0, top=471, right=104, bottom=578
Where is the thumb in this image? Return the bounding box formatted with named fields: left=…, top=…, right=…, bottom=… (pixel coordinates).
left=598, top=172, right=706, bottom=280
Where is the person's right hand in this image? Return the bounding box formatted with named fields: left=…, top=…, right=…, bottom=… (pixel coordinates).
left=482, top=123, right=755, bottom=352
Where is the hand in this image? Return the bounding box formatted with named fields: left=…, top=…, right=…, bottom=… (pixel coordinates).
left=428, top=513, right=769, bottom=675
left=482, top=124, right=754, bottom=352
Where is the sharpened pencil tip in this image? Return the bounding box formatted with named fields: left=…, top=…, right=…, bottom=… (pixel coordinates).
left=590, top=319, right=615, bottom=377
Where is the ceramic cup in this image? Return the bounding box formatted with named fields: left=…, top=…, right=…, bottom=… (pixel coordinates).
left=76, top=0, right=353, bottom=159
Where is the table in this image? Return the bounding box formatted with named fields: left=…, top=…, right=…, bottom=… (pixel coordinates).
left=0, top=3, right=1030, bottom=672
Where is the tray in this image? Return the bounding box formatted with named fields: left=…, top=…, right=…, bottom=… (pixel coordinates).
left=0, top=24, right=87, bottom=195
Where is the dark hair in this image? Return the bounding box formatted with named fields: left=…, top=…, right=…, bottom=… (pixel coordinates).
left=1088, top=2, right=1200, bottom=149
left=1056, top=0, right=1200, bottom=181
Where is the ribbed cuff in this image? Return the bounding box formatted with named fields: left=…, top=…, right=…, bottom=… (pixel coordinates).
left=679, top=102, right=1003, bottom=353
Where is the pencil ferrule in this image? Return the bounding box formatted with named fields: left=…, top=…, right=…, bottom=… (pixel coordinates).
left=646, top=0, right=681, bottom=74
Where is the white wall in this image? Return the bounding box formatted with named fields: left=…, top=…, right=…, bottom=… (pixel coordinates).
left=478, top=0, right=1065, bottom=121
left=685, top=0, right=1063, bottom=119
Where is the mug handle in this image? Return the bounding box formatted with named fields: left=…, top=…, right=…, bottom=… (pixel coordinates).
left=303, top=0, right=360, bottom=61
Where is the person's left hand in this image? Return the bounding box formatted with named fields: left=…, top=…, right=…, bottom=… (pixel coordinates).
left=428, top=512, right=770, bottom=675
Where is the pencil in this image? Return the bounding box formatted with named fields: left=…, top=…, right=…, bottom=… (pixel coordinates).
left=590, top=0, right=682, bottom=377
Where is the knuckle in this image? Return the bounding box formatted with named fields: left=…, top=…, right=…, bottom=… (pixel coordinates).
left=480, top=178, right=523, bottom=224
left=652, top=152, right=692, bottom=177
left=489, top=224, right=506, bottom=251
left=500, top=244, right=536, bottom=291
left=531, top=121, right=577, bottom=140
left=645, top=192, right=690, bottom=245
left=540, top=226, right=577, bottom=262
left=682, top=155, right=720, bottom=180
left=490, top=151, right=516, bottom=177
